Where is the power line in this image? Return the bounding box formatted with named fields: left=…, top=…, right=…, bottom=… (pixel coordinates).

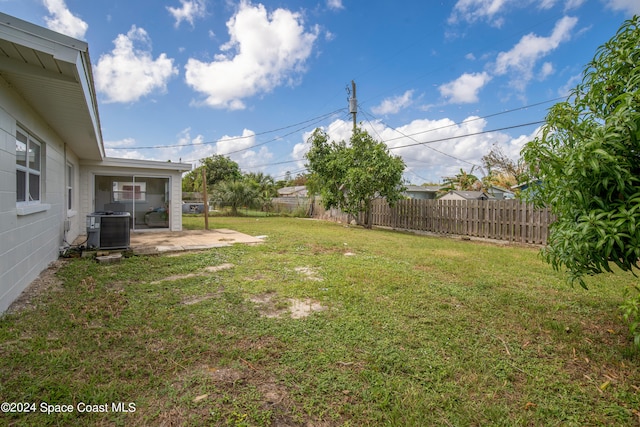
left=114, top=108, right=346, bottom=150
left=359, top=107, right=478, bottom=167
left=247, top=119, right=544, bottom=170
left=388, top=120, right=544, bottom=151
left=379, top=97, right=560, bottom=144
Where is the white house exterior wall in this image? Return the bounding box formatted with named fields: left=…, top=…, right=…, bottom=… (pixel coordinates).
left=78, top=164, right=185, bottom=233
left=0, top=76, right=77, bottom=313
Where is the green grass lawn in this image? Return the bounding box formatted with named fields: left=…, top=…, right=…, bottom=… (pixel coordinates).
left=1, top=216, right=639, bottom=426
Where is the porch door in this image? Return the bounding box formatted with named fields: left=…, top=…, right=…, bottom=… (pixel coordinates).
left=94, top=175, right=170, bottom=230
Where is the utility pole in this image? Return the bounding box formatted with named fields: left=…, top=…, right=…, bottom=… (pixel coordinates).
left=202, top=167, right=209, bottom=230
left=349, top=80, right=357, bottom=132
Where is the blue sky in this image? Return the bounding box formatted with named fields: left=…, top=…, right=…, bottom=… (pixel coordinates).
left=2, top=0, right=639, bottom=184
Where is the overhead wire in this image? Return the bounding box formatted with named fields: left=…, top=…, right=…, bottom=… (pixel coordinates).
left=264, top=98, right=554, bottom=171
left=358, top=107, right=480, bottom=167
left=178, top=109, right=348, bottom=165
left=378, top=97, right=560, bottom=144
left=388, top=120, right=544, bottom=151
left=113, top=108, right=346, bottom=151
left=241, top=110, right=353, bottom=170
left=248, top=117, right=545, bottom=171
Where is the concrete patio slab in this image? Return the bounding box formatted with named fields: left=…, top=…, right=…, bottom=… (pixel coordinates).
left=129, top=229, right=264, bottom=254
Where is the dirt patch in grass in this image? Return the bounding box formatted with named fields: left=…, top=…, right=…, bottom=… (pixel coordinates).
left=289, top=298, right=327, bottom=319
left=181, top=288, right=225, bottom=305
left=250, top=292, right=326, bottom=319
left=294, top=266, right=323, bottom=281
left=203, top=364, right=302, bottom=426
left=207, top=365, right=246, bottom=383
left=151, top=263, right=234, bottom=284
left=5, top=260, right=65, bottom=315
left=205, top=262, right=234, bottom=272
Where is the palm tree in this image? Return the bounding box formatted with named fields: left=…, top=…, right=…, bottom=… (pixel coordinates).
left=442, top=167, right=483, bottom=192
left=213, top=180, right=260, bottom=215
left=245, top=172, right=277, bottom=211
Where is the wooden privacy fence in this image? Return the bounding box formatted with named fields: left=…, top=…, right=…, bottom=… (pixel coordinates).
left=314, top=198, right=554, bottom=245
left=270, top=197, right=313, bottom=214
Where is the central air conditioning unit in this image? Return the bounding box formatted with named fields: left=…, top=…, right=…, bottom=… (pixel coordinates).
left=86, top=212, right=131, bottom=250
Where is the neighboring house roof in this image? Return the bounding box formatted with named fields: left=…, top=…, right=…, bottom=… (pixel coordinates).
left=511, top=179, right=542, bottom=191
left=441, top=190, right=495, bottom=200
left=277, top=186, right=308, bottom=197
left=0, top=12, right=104, bottom=160
left=487, top=185, right=515, bottom=198
left=487, top=185, right=514, bottom=194
left=404, top=185, right=442, bottom=193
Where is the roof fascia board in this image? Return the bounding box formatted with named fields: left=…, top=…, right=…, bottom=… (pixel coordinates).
left=75, top=51, right=105, bottom=158
left=82, top=157, right=192, bottom=172
left=0, top=13, right=88, bottom=60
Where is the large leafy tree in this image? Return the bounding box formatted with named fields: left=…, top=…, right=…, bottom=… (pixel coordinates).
left=182, top=155, right=242, bottom=192
left=521, top=16, right=640, bottom=289
left=305, top=128, right=405, bottom=228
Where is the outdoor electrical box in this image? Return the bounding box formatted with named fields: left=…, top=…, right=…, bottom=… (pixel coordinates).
left=349, top=97, right=357, bottom=114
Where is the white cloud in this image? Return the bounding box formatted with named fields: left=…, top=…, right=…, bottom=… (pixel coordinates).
left=179, top=129, right=275, bottom=171
left=175, top=127, right=203, bottom=147
left=216, top=130, right=274, bottom=171
left=371, top=90, right=414, bottom=115
left=94, top=26, right=179, bottom=103
left=105, top=131, right=202, bottom=164
left=168, top=128, right=208, bottom=165
left=167, top=0, right=207, bottom=28
left=327, top=0, right=344, bottom=11
left=104, top=137, right=146, bottom=160
left=292, top=115, right=533, bottom=183
left=439, top=72, right=492, bottom=104
left=292, top=141, right=310, bottom=169
left=293, top=119, right=354, bottom=169
left=216, top=129, right=257, bottom=156
left=503, top=126, right=543, bottom=160
left=557, top=73, right=582, bottom=97
left=494, top=16, right=577, bottom=91
left=105, top=137, right=137, bottom=149
left=565, top=0, right=586, bottom=9
left=42, top=0, right=88, bottom=39
left=538, top=61, right=554, bottom=80
left=448, top=0, right=585, bottom=26
left=448, top=0, right=509, bottom=26
left=605, top=0, right=640, bottom=15
left=184, top=1, right=319, bottom=110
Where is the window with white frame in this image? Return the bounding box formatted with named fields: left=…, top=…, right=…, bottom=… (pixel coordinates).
left=16, top=128, right=42, bottom=204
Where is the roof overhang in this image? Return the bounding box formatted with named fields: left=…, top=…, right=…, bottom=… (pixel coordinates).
left=81, top=157, right=192, bottom=173
left=0, top=12, right=104, bottom=160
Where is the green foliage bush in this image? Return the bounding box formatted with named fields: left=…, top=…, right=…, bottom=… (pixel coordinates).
left=522, top=16, right=640, bottom=346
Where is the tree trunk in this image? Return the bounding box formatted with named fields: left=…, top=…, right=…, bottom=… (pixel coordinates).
left=364, top=199, right=373, bottom=229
